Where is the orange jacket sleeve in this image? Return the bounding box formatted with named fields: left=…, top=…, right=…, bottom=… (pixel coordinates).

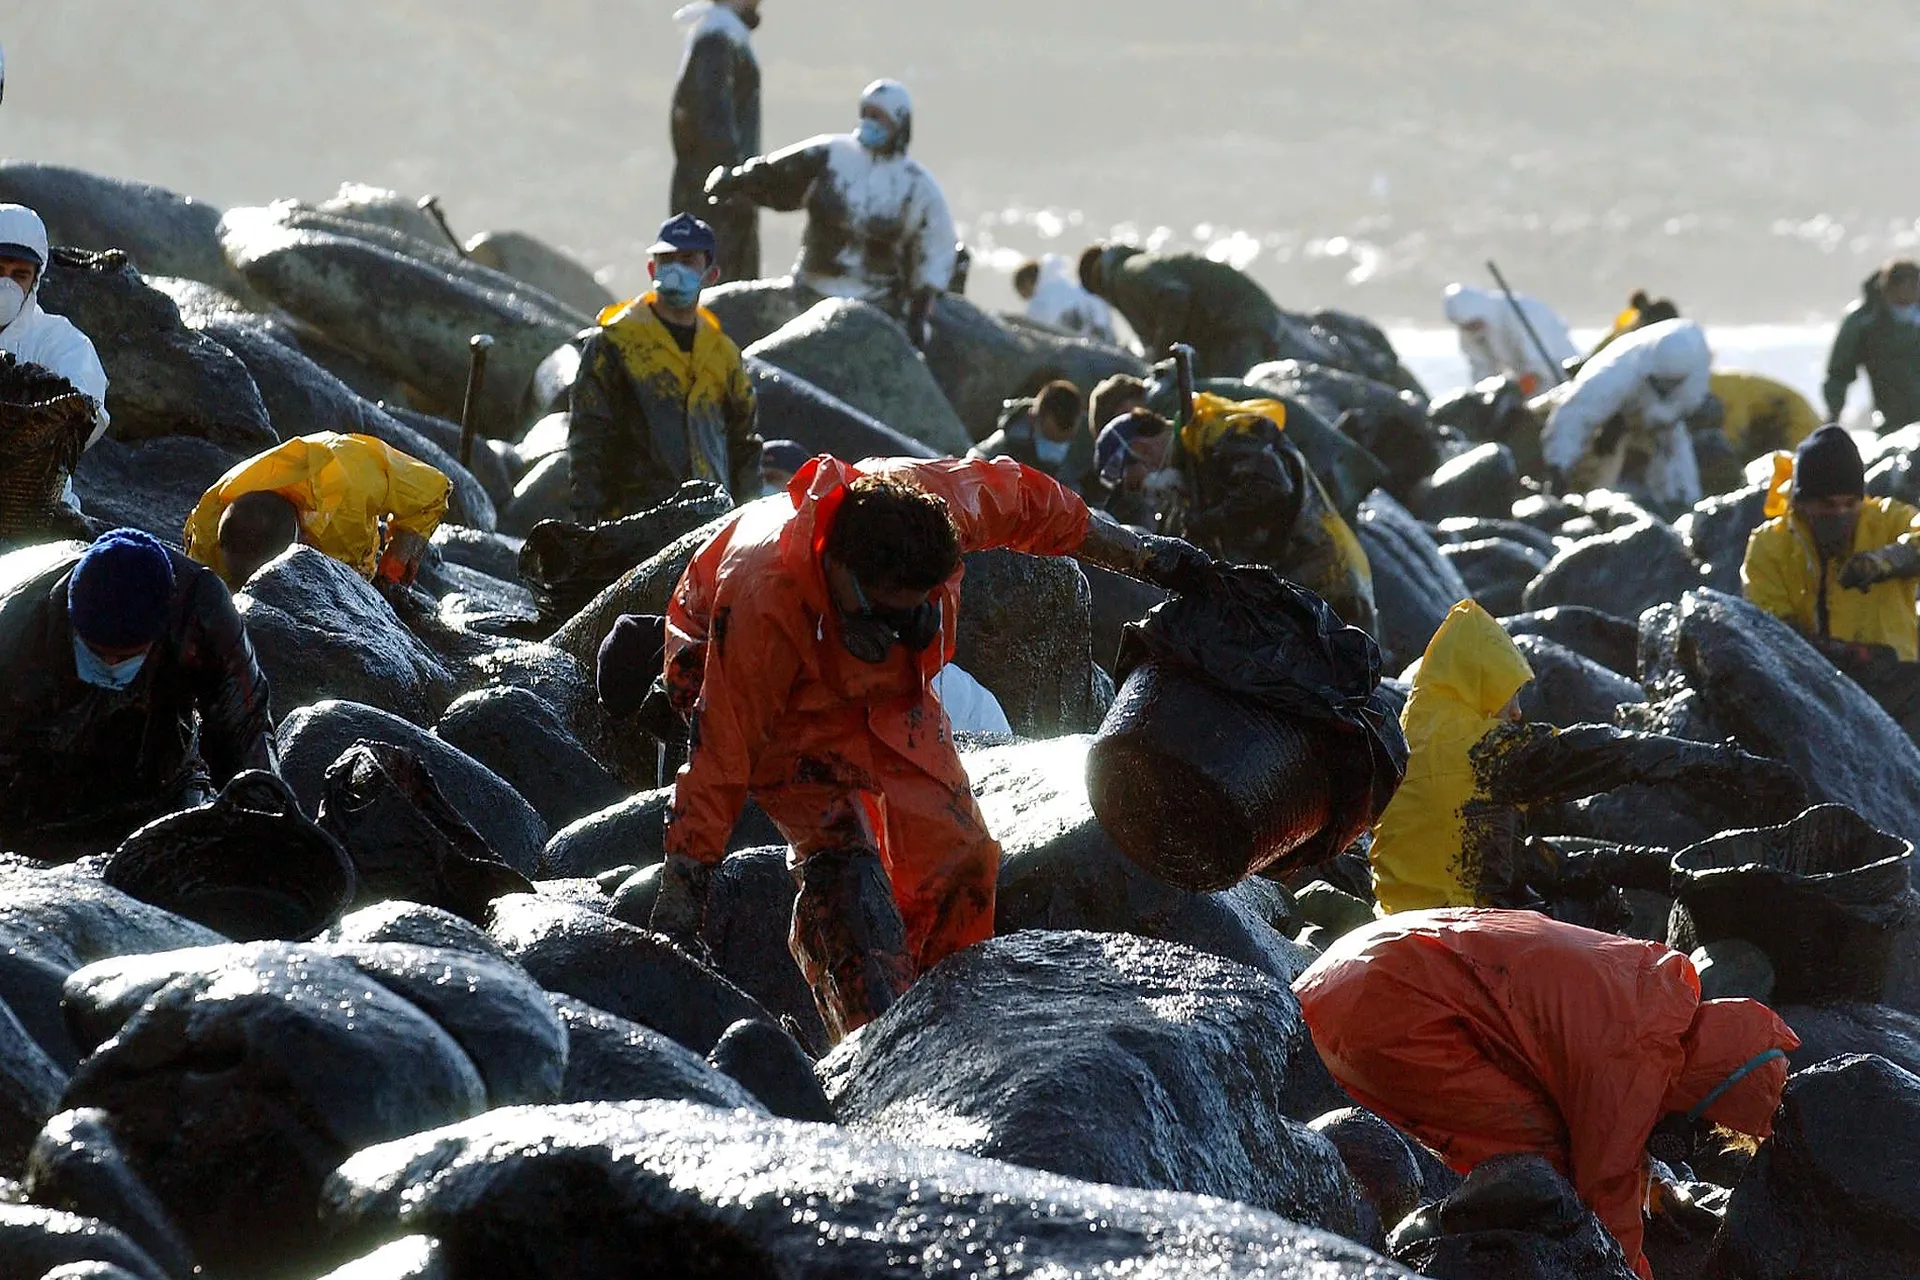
left=662, top=575, right=808, bottom=867
left=876, top=456, right=1091, bottom=557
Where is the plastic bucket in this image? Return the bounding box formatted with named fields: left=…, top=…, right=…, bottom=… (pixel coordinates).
left=1087, top=662, right=1344, bottom=893
left=105, top=771, right=356, bottom=942
left=1668, top=804, right=1914, bottom=1005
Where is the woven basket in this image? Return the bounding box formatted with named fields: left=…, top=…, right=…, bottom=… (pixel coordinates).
left=0, top=356, right=94, bottom=542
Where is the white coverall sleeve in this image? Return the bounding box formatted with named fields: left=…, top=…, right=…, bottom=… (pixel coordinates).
left=1541, top=356, right=1639, bottom=473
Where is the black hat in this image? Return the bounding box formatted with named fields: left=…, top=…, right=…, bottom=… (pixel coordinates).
left=1792, top=425, right=1865, bottom=503
left=597, top=613, right=668, bottom=719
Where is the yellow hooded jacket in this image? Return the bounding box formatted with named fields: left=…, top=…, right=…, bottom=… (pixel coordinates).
left=1742, top=462, right=1920, bottom=660
left=1709, top=372, right=1820, bottom=458
left=1370, top=600, right=1535, bottom=913
left=183, top=432, right=450, bottom=582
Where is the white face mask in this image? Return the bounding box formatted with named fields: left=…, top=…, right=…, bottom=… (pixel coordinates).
left=0, top=278, right=25, bottom=328
left=73, top=636, right=148, bottom=691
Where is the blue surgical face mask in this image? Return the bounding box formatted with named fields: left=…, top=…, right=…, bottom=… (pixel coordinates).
left=654, top=262, right=706, bottom=309
left=1892, top=303, right=1920, bottom=327
left=856, top=117, right=893, bottom=150
left=73, top=636, right=147, bottom=691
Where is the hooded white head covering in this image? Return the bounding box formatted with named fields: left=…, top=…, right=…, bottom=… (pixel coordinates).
left=0, top=203, right=111, bottom=445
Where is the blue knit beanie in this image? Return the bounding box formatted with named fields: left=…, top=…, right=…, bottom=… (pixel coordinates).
left=68, top=529, right=176, bottom=649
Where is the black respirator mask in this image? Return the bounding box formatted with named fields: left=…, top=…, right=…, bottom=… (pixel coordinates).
left=839, top=573, right=941, bottom=664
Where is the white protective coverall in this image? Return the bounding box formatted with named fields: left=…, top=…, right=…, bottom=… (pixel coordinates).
left=0, top=204, right=111, bottom=446
left=1443, top=282, right=1577, bottom=394
left=1025, top=253, right=1118, bottom=343
left=714, top=79, right=957, bottom=311
left=1539, top=317, right=1711, bottom=510
left=931, top=663, right=1013, bottom=736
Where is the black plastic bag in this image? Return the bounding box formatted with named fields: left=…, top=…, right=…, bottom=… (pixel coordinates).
left=519, top=481, right=730, bottom=624
left=315, top=740, right=534, bottom=924
left=104, top=770, right=355, bottom=941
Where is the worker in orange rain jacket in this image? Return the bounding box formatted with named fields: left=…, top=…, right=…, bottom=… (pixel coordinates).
left=1295, top=909, right=1799, bottom=1278
left=652, top=454, right=1211, bottom=1041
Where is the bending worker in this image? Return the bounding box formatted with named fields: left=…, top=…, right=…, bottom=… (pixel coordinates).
left=0, top=528, right=275, bottom=858
left=184, top=431, right=450, bottom=589
left=1371, top=600, right=1802, bottom=915
left=1295, top=909, right=1800, bottom=1279
left=651, top=454, right=1210, bottom=1041
left=1743, top=424, right=1920, bottom=736
left=1442, top=281, right=1576, bottom=396
left=571, top=213, right=761, bottom=522
left=1537, top=316, right=1712, bottom=512
left=705, top=79, right=956, bottom=344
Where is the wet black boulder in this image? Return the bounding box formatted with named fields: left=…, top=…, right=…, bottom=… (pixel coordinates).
left=1522, top=518, right=1702, bottom=622
left=819, top=930, right=1364, bottom=1238
left=0, top=863, right=221, bottom=1071
left=1411, top=443, right=1522, bottom=522
left=1677, top=481, right=1768, bottom=595
left=1775, top=1002, right=1920, bottom=1077
left=0, top=1203, right=168, bottom=1280
left=1441, top=538, right=1548, bottom=618
left=0, top=995, right=65, bottom=1176
left=319, top=1099, right=1408, bottom=1279
left=277, top=699, right=549, bottom=876
left=954, top=550, right=1110, bottom=738
left=545, top=995, right=762, bottom=1113
left=1636, top=590, right=1920, bottom=845
left=538, top=790, right=782, bottom=880
left=1388, top=1152, right=1637, bottom=1279
left=433, top=687, right=625, bottom=832
left=485, top=893, right=776, bottom=1056
left=1500, top=606, right=1640, bottom=677
left=237, top=548, right=456, bottom=726
left=1356, top=492, right=1471, bottom=672
left=58, top=943, right=489, bottom=1275
left=24, top=1108, right=196, bottom=1279
left=1510, top=635, right=1646, bottom=728
left=325, top=900, right=513, bottom=963
left=1708, top=1053, right=1920, bottom=1279
left=745, top=356, right=939, bottom=462
left=706, top=1017, right=835, bottom=1122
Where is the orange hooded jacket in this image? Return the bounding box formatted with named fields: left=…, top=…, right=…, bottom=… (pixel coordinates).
left=1294, top=909, right=1799, bottom=1278
left=662, top=454, right=1092, bottom=867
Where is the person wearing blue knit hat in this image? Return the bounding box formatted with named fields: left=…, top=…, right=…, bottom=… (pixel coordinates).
left=0, top=527, right=276, bottom=857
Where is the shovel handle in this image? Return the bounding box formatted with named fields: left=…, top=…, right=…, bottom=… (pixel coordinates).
left=418, top=195, right=469, bottom=258
left=458, top=334, right=495, bottom=467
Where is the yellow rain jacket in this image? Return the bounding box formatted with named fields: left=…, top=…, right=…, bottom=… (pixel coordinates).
left=1182, top=392, right=1376, bottom=632
left=568, top=292, right=761, bottom=522
left=1371, top=601, right=1535, bottom=913
left=1742, top=459, right=1920, bottom=660
left=1710, top=372, right=1820, bottom=458
left=183, top=432, right=450, bottom=582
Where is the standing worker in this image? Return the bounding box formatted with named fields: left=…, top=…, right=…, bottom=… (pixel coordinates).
left=569, top=213, right=761, bottom=523
left=1743, top=424, right=1920, bottom=735
left=670, top=0, right=762, bottom=283
left=1823, top=259, right=1920, bottom=432
left=1295, top=909, right=1800, bottom=1279
left=1442, top=282, right=1576, bottom=396
left=650, top=454, right=1210, bottom=1041
left=0, top=529, right=276, bottom=858
left=182, top=432, right=450, bottom=589
left=705, top=79, right=957, bottom=345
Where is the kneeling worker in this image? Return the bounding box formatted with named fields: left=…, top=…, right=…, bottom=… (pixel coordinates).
left=651, top=454, right=1209, bottom=1041
left=0, top=529, right=276, bottom=858
left=1743, top=424, right=1920, bottom=734
left=184, top=431, right=451, bottom=589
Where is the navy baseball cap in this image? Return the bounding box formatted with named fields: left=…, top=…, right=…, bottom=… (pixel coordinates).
left=648, top=213, right=718, bottom=257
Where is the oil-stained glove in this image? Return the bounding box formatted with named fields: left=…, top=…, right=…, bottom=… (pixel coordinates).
left=1839, top=542, right=1920, bottom=591
left=1137, top=534, right=1214, bottom=594
left=650, top=853, right=713, bottom=951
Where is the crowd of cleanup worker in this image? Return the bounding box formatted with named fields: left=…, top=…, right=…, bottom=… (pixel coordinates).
left=1, top=8, right=1919, bottom=1279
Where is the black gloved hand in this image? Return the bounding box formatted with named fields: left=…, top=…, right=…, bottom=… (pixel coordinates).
left=1137, top=534, right=1214, bottom=594
left=650, top=853, right=714, bottom=954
